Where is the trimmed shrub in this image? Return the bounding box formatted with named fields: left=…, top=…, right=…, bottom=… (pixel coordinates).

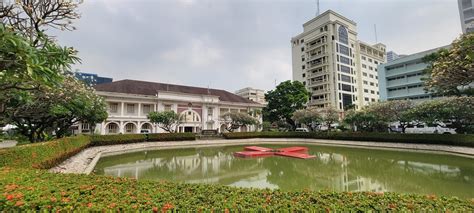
left=0, top=136, right=90, bottom=169
left=90, top=133, right=196, bottom=146
left=147, top=133, right=195, bottom=142
left=222, top=132, right=474, bottom=147
left=90, top=134, right=145, bottom=146
left=0, top=169, right=472, bottom=211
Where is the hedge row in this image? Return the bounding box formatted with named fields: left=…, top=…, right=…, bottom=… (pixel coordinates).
left=0, top=136, right=90, bottom=169
left=1, top=168, right=472, bottom=211
left=0, top=133, right=196, bottom=169
left=90, top=133, right=195, bottom=146
left=222, top=132, right=474, bottom=147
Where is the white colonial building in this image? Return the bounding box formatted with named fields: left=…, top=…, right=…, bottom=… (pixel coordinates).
left=79, top=80, right=263, bottom=135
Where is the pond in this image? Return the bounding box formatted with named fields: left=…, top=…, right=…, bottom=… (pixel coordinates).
left=93, top=144, right=474, bottom=198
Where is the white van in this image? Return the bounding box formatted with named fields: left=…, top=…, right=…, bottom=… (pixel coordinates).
left=389, top=122, right=456, bottom=134
left=295, top=128, right=309, bottom=132
left=405, top=124, right=456, bottom=134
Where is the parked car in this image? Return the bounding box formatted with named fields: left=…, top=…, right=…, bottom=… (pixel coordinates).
left=140, top=129, right=151, bottom=134
left=388, top=122, right=456, bottom=134
left=295, top=128, right=309, bottom=132
left=405, top=124, right=456, bottom=134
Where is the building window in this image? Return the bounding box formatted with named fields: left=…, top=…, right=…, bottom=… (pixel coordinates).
left=338, top=44, right=350, bottom=56
left=364, top=89, right=368, bottom=93
left=164, top=104, right=172, bottom=111
left=340, top=65, right=351, bottom=74
left=142, top=104, right=151, bottom=114
left=338, top=26, right=349, bottom=45
left=81, top=123, right=90, bottom=132
left=362, top=64, right=367, bottom=68
left=208, top=107, right=213, bottom=116
left=341, top=74, right=351, bottom=83
left=370, top=82, right=375, bottom=86
left=302, top=65, right=305, bottom=69
left=339, top=56, right=351, bottom=65
left=301, top=47, right=304, bottom=52
left=302, top=73, right=306, bottom=78
left=126, top=104, right=135, bottom=113
left=107, top=123, right=119, bottom=134
left=363, top=72, right=367, bottom=77
left=125, top=123, right=135, bottom=133
left=363, top=80, right=368, bottom=85
left=108, top=103, right=118, bottom=113
left=371, top=90, right=375, bottom=94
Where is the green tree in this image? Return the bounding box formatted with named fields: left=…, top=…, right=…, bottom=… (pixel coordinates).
left=366, top=100, right=414, bottom=133
left=292, top=107, right=321, bottom=131
left=2, top=75, right=107, bottom=142
left=0, top=25, right=79, bottom=94
left=423, top=33, right=474, bottom=96
left=221, top=112, right=258, bottom=132
left=148, top=111, right=183, bottom=133
left=1, top=0, right=82, bottom=45
left=343, top=109, right=382, bottom=132
left=263, top=80, right=310, bottom=130
left=319, top=107, right=339, bottom=131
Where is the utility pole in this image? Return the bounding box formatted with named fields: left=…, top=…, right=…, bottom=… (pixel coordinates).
left=374, top=24, right=378, bottom=43
left=316, top=0, right=320, bottom=16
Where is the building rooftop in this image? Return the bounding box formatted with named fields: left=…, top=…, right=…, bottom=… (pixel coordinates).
left=302, top=10, right=357, bottom=27
left=94, top=79, right=261, bottom=105
left=383, top=45, right=450, bottom=67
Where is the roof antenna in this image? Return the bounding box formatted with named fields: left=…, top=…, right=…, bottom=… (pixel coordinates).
left=316, top=0, right=320, bottom=16
left=207, top=82, right=210, bottom=94
left=374, top=24, right=378, bottom=43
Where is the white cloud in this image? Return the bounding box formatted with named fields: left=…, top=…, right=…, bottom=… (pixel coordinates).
left=160, top=37, right=223, bottom=67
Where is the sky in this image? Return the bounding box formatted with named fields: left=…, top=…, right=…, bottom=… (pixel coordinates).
left=52, top=0, right=462, bottom=92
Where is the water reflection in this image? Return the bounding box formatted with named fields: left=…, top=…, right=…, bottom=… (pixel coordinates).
left=94, top=145, right=474, bottom=198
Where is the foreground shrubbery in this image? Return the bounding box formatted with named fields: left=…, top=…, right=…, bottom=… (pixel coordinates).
left=1, top=168, right=472, bottom=211
left=0, top=133, right=473, bottom=211
left=222, top=132, right=474, bottom=148
left=0, top=136, right=90, bottom=169
left=90, top=133, right=195, bottom=146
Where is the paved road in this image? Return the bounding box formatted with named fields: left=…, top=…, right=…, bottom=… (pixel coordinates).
left=0, top=140, right=17, bottom=148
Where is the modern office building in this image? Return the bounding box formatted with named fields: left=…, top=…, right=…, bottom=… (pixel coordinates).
left=74, top=72, right=113, bottom=86
left=235, top=87, right=267, bottom=105
left=75, top=80, right=263, bottom=135
left=387, top=51, right=401, bottom=62
left=378, top=45, right=449, bottom=101
left=291, top=10, right=386, bottom=110
left=458, top=0, right=474, bottom=33
left=355, top=41, right=386, bottom=106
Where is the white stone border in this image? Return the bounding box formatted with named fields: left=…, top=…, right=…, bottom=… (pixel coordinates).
left=50, top=138, right=474, bottom=174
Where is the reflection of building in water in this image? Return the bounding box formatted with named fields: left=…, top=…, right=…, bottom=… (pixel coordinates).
left=324, top=153, right=387, bottom=192
left=397, top=161, right=461, bottom=177
left=103, top=158, right=163, bottom=178
left=102, top=151, right=265, bottom=184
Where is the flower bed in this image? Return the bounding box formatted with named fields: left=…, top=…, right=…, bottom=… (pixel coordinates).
left=222, top=132, right=474, bottom=148
left=1, top=169, right=472, bottom=211
left=0, top=134, right=473, bottom=211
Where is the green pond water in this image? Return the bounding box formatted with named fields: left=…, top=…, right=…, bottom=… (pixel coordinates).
left=93, top=144, right=474, bottom=198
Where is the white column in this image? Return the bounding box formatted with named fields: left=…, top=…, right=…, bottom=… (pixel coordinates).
left=138, top=103, right=141, bottom=117
left=119, top=121, right=124, bottom=134
left=121, top=102, right=125, bottom=116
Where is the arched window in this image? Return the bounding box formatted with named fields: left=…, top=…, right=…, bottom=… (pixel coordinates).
left=106, top=123, right=119, bottom=134
left=180, top=110, right=201, bottom=122
left=338, top=26, right=348, bottom=45
left=124, top=123, right=136, bottom=134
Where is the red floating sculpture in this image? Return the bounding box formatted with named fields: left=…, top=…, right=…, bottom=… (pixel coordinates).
left=234, top=146, right=316, bottom=159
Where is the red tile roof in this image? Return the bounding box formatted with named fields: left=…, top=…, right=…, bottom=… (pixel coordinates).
left=93, top=79, right=261, bottom=105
